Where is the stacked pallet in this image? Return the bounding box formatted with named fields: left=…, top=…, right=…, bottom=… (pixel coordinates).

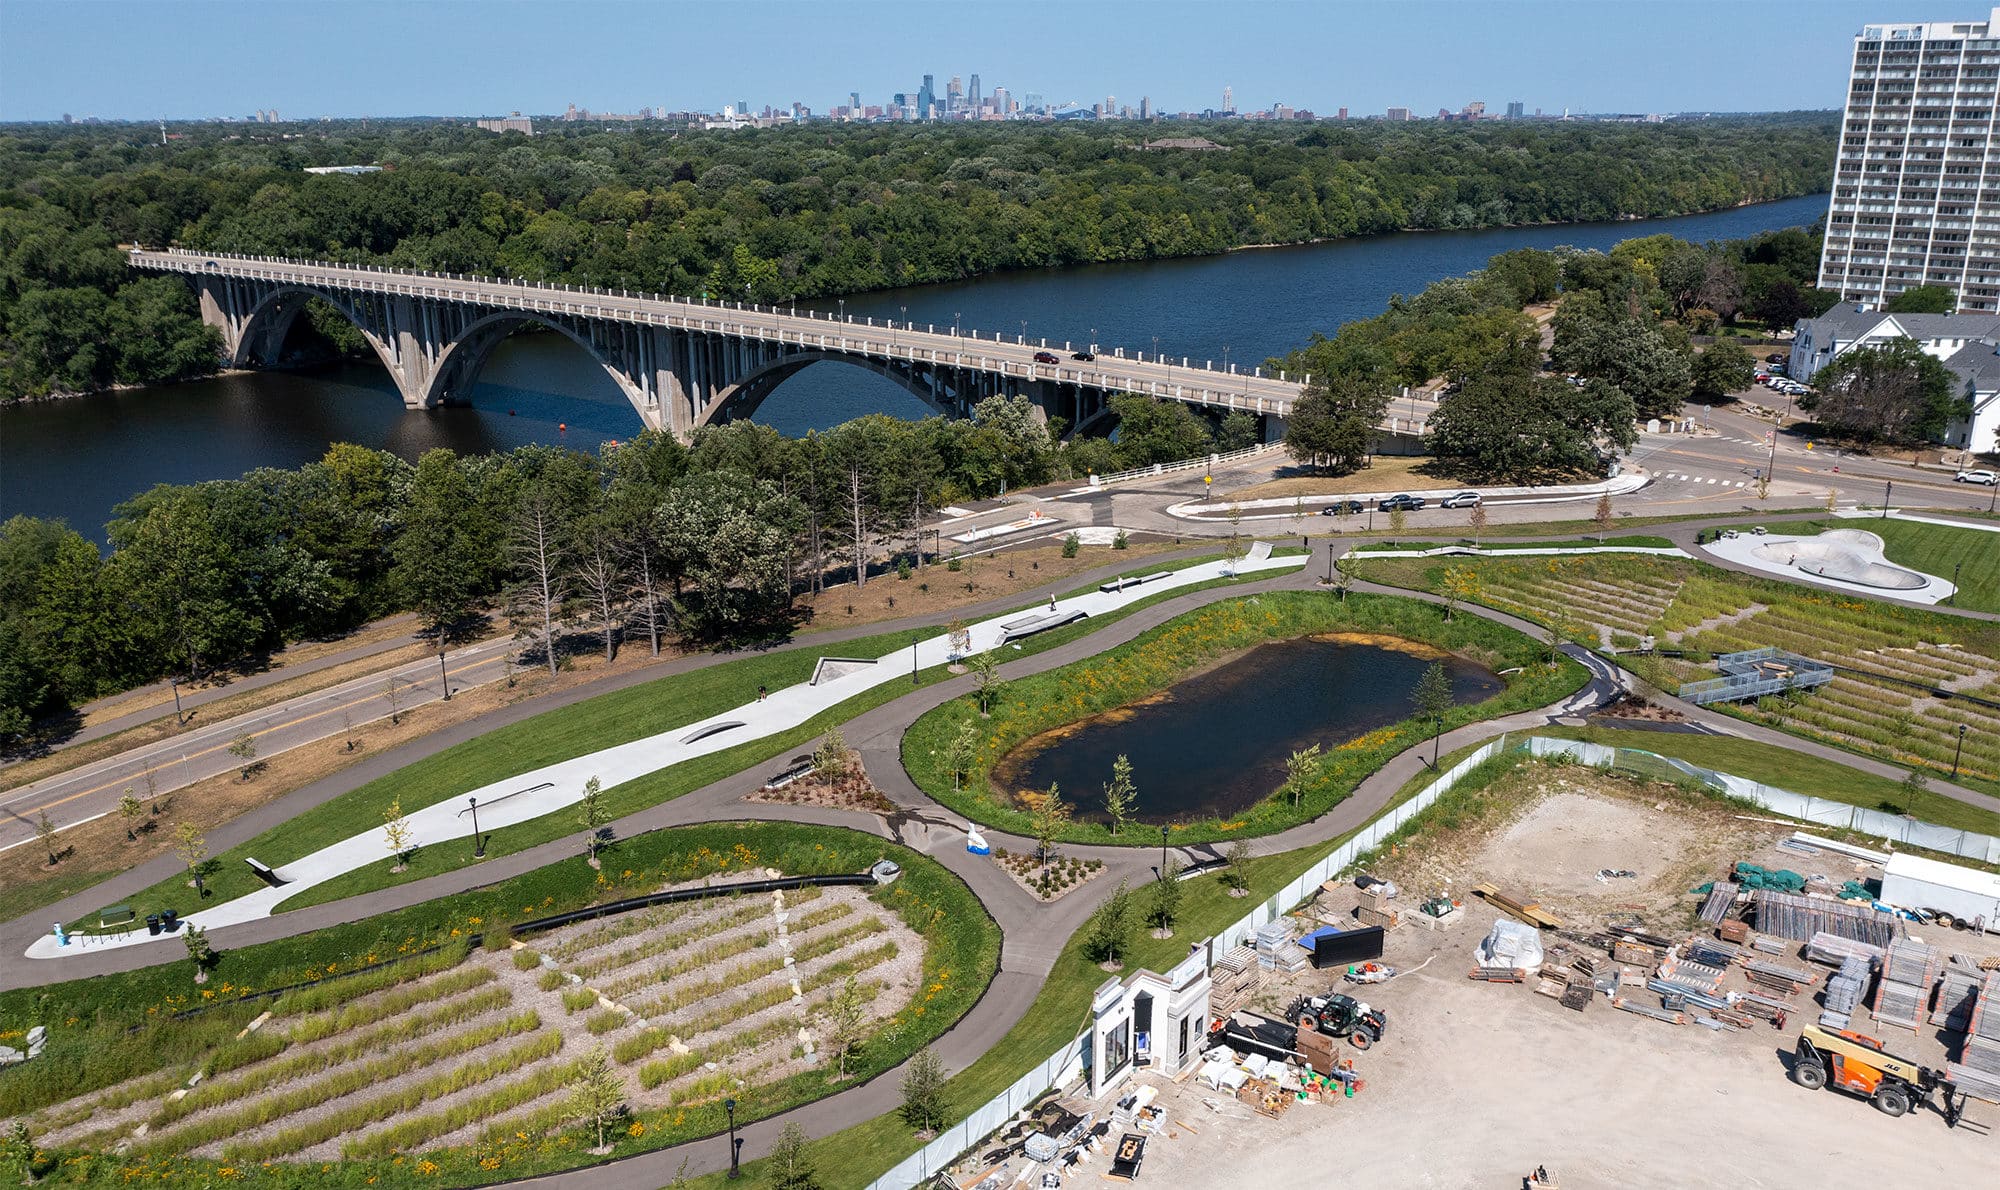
left=1821, top=954, right=1871, bottom=1030
left=1872, top=938, right=1940, bottom=1031
left=1254, top=922, right=1308, bottom=974
left=1932, top=960, right=1986, bottom=1031
left=1805, top=931, right=1887, bottom=970
left=1754, top=891, right=1900, bottom=948
left=1949, top=972, right=2000, bottom=1104
left=1211, top=946, right=1261, bottom=1016
left=1697, top=880, right=1739, bottom=925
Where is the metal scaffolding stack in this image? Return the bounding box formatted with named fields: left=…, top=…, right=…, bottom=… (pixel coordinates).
left=1820, top=954, right=1871, bottom=1030
left=1948, top=972, right=2000, bottom=1104
left=1805, top=931, right=1887, bottom=969
left=1932, top=960, right=1986, bottom=1032
left=1697, top=880, right=1739, bottom=925
left=1871, top=938, right=1939, bottom=1031
left=1753, top=891, right=1901, bottom=948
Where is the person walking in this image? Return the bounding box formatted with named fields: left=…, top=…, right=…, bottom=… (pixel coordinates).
left=1048, top=595, right=1057, bottom=613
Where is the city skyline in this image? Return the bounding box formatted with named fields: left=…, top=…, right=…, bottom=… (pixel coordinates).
left=0, top=0, right=1908, bottom=123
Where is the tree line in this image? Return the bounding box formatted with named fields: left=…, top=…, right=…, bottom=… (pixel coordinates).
left=1278, top=223, right=1842, bottom=481
left=0, top=389, right=1266, bottom=745
left=1, top=113, right=1835, bottom=397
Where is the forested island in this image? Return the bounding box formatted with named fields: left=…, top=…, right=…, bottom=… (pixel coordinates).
left=0, top=113, right=1835, bottom=397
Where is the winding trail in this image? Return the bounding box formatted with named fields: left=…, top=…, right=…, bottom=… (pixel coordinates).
left=9, top=529, right=2000, bottom=1187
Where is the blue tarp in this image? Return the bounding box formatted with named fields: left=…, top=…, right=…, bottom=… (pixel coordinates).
left=1297, top=925, right=1344, bottom=951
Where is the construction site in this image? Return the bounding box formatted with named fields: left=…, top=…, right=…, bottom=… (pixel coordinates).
left=947, top=762, right=2000, bottom=1189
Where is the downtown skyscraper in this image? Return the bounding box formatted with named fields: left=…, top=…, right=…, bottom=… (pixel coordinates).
left=1820, top=8, right=2000, bottom=312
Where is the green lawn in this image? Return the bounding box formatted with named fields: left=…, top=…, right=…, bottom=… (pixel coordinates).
left=903, top=590, right=1587, bottom=845
left=7, top=822, right=1000, bottom=1190
left=1532, top=724, right=2000, bottom=834
left=71, top=559, right=1300, bottom=930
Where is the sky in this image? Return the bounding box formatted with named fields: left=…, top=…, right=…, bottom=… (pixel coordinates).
left=0, top=0, right=1913, bottom=122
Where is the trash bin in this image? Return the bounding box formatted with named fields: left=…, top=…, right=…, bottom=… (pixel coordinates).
left=145, top=913, right=162, bottom=936
left=160, top=909, right=180, bottom=931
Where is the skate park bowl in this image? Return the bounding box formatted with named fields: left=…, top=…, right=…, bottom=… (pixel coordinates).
left=1751, top=529, right=1929, bottom=591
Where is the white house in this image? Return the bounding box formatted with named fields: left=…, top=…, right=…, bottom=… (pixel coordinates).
left=1790, top=303, right=2000, bottom=451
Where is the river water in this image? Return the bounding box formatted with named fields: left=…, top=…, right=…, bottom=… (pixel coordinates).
left=0, top=194, right=1826, bottom=540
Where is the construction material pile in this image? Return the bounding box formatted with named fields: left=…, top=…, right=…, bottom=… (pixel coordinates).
left=1872, top=937, right=1940, bottom=1031
left=1255, top=921, right=1309, bottom=975
left=1934, top=961, right=1985, bottom=1032
left=1820, top=954, right=1871, bottom=1030
left=1753, top=890, right=1901, bottom=948
left=1948, top=971, right=2000, bottom=1103
left=1805, top=931, right=1886, bottom=969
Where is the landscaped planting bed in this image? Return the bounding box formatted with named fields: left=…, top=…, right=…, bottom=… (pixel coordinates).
left=1354, top=553, right=2000, bottom=793
left=2, top=823, right=998, bottom=1188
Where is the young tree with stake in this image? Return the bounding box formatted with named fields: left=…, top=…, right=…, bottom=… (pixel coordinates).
left=968, top=650, right=1005, bottom=716
left=564, top=1046, right=626, bottom=1152
left=383, top=798, right=413, bottom=872
left=818, top=975, right=869, bottom=1079
left=943, top=719, right=979, bottom=794
left=577, top=775, right=609, bottom=868
left=1593, top=491, right=1615, bottom=542
left=769, top=1123, right=821, bottom=1190
left=1029, top=783, right=1071, bottom=875
left=1411, top=661, right=1456, bottom=769
left=1101, top=754, right=1138, bottom=835
left=898, top=1046, right=951, bottom=1137
left=119, top=791, right=143, bottom=840
left=1284, top=745, right=1323, bottom=809
left=173, top=822, right=209, bottom=895
left=35, top=811, right=58, bottom=866
left=227, top=733, right=257, bottom=779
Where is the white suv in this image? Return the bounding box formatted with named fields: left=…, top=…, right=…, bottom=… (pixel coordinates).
left=1956, top=469, right=1999, bottom=485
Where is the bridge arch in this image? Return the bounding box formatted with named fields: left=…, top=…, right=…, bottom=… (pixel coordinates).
left=425, top=310, right=660, bottom=429
left=700, top=350, right=957, bottom=429
left=233, top=285, right=399, bottom=377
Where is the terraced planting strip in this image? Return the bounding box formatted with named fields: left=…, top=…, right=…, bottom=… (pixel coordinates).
left=279, top=965, right=500, bottom=1045
left=567, top=900, right=774, bottom=981
left=142, top=1009, right=545, bottom=1155
left=225, top=1027, right=565, bottom=1162
left=342, top=1056, right=591, bottom=1158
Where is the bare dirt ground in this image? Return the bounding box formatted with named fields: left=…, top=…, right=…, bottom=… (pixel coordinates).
left=797, top=538, right=1180, bottom=629
left=1221, top=456, right=1460, bottom=502
left=1090, top=771, right=2000, bottom=1189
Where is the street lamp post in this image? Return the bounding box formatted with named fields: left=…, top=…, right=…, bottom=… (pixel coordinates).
left=1990, top=475, right=1998, bottom=514
left=1159, top=824, right=1171, bottom=881
left=1882, top=478, right=1893, bottom=519
left=1954, top=723, right=1969, bottom=779
left=724, top=1098, right=741, bottom=1179
left=437, top=646, right=451, bottom=700
left=170, top=676, right=186, bottom=726
left=468, top=796, right=484, bottom=859
left=954, top=312, right=962, bottom=338
left=1954, top=561, right=1964, bottom=606
left=912, top=630, right=921, bottom=685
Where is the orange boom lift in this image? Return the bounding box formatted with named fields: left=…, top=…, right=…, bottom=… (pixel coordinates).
left=1788, top=1024, right=1966, bottom=1126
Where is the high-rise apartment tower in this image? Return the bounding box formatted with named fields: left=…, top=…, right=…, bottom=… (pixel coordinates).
left=1821, top=8, right=2000, bottom=312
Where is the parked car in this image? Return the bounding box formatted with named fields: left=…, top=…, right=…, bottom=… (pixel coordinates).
left=1766, top=352, right=1788, bottom=364
left=1033, top=350, right=1060, bottom=364
left=1956, top=469, right=2000, bottom=485
left=1378, top=493, right=1427, bottom=512
left=1317, top=499, right=1366, bottom=516
left=1071, top=350, right=1096, bottom=361
left=1439, top=490, right=1482, bottom=509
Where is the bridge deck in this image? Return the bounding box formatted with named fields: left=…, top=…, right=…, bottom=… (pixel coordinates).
left=132, top=248, right=1310, bottom=420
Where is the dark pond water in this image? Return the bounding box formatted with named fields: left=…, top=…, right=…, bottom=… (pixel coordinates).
left=0, top=194, right=1826, bottom=541
left=990, top=635, right=1501, bottom=823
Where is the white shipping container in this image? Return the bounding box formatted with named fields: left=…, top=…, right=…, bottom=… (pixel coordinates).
left=1880, top=852, right=2000, bottom=933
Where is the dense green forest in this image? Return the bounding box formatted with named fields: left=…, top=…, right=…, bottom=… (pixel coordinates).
left=0, top=113, right=1834, bottom=397
left=0, top=391, right=1246, bottom=744
left=1277, top=223, right=1836, bottom=480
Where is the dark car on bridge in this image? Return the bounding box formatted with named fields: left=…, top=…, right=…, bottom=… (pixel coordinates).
left=1072, top=350, right=1096, bottom=361
left=1033, top=350, right=1060, bottom=364
left=1318, top=500, right=1365, bottom=516
left=1377, top=493, right=1427, bottom=512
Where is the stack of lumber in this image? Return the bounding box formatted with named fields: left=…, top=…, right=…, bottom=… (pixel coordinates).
left=1872, top=938, right=1940, bottom=1031
left=1948, top=972, right=2000, bottom=1103
left=1754, top=891, right=1901, bottom=948
left=1805, top=931, right=1887, bottom=970
left=1471, top=882, right=1562, bottom=929
left=1739, top=959, right=1817, bottom=999
left=1697, top=880, right=1739, bottom=925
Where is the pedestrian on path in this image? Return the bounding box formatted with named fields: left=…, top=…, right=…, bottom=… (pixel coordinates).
left=757, top=685, right=767, bottom=701
left=1048, top=595, right=1057, bottom=612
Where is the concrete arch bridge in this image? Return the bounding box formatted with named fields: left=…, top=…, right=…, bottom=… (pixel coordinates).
left=133, top=249, right=1312, bottom=439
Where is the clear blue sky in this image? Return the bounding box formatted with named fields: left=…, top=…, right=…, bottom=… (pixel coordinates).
left=0, top=0, right=1898, bottom=122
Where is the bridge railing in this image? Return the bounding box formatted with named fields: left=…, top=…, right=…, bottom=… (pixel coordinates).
left=1088, top=442, right=1284, bottom=487
left=132, top=248, right=1304, bottom=407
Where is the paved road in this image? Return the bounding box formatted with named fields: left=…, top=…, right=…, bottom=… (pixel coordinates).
left=0, top=613, right=430, bottom=765
left=0, top=635, right=517, bottom=854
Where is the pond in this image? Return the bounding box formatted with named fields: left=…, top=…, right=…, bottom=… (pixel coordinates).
left=989, top=634, right=1501, bottom=824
